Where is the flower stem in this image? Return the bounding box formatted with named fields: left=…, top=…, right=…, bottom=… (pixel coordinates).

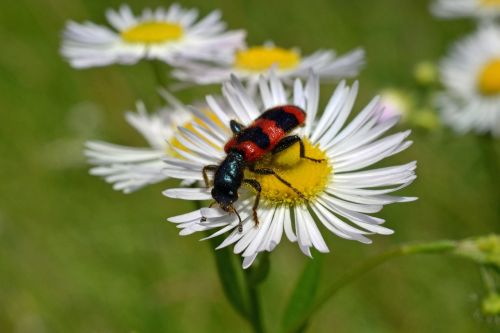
left=206, top=236, right=249, bottom=318
left=325, top=241, right=457, bottom=304
left=149, top=60, right=168, bottom=89
left=481, top=267, right=497, bottom=294
left=476, top=134, right=500, bottom=220
left=194, top=200, right=267, bottom=333
left=243, top=254, right=270, bottom=333
left=245, top=270, right=266, bottom=333
left=285, top=240, right=457, bottom=333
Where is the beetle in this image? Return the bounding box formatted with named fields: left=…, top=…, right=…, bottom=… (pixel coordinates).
left=201, top=105, right=324, bottom=232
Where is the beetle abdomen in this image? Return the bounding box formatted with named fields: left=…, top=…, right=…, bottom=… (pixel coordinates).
left=258, top=105, right=305, bottom=132
left=224, top=105, right=306, bottom=162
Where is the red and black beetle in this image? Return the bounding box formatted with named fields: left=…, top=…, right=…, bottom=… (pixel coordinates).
left=202, top=105, right=324, bottom=231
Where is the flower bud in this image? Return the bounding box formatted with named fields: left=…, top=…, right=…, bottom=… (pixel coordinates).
left=378, top=88, right=412, bottom=122
left=454, top=235, right=500, bottom=271
left=413, top=61, right=438, bottom=86
left=411, top=108, right=440, bottom=131
left=482, top=293, right=500, bottom=317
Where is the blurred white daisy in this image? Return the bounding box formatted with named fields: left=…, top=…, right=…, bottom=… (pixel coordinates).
left=85, top=95, right=194, bottom=193
left=437, top=25, right=500, bottom=136
left=163, top=73, right=416, bottom=268
left=172, top=42, right=364, bottom=93
left=62, top=4, right=245, bottom=68
left=431, top=0, right=500, bottom=21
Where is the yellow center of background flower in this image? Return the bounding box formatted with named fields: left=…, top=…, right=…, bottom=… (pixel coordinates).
left=480, top=0, right=500, bottom=7
left=169, top=109, right=222, bottom=155
left=121, top=22, right=183, bottom=43
left=478, top=59, right=500, bottom=96
left=234, top=46, right=300, bottom=71
left=245, top=139, right=331, bottom=205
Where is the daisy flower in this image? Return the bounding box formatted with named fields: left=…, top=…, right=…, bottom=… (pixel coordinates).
left=172, top=42, right=364, bottom=94
left=431, top=0, right=500, bottom=21
left=85, top=96, right=194, bottom=193
left=62, top=4, right=245, bottom=69
left=437, top=25, right=500, bottom=136
left=163, top=73, right=417, bottom=268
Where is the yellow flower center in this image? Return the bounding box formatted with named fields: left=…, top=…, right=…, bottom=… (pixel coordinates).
left=121, top=22, right=183, bottom=43
left=480, top=0, right=500, bottom=7
left=477, top=59, right=500, bottom=96
left=245, top=139, right=331, bottom=205
left=234, top=46, right=301, bottom=72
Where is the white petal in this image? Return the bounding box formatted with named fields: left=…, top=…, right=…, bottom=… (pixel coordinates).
left=163, top=187, right=212, bottom=200
left=168, top=210, right=203, bottom=223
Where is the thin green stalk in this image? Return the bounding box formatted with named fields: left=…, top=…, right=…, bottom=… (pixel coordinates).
left=206, top=236, right=249, bottom=318
left=149, top=60, right=168, bottom=88
left=192, top=199, right=249, bottom=320
left=476, top=134, right=500, bottom=220
left=193, top=200, right=267, bottom=333
left=481, top=267, right=497, bottom=294
left=285, top=240, right=457, bottom=333
left=244, top=269, right=266, bottom=333
left=312, top=241, right=457, bottom=321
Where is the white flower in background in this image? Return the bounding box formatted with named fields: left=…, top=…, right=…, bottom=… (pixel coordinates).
left=85, top=96, right=193, bottom=193
left=163, top=73, right=416, bottom=268
left=437, top=25, right=500, bottom=136
left=431, top=0, right=500, bottom=21
left=62, top=4, right=245, bottom=68
left=172, top=42, right=364, bottom=93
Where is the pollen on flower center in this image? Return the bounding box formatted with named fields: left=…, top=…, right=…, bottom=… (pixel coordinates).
left=121, top=22, right=183, bottom=43
left=234, top=46, right=301, bottom=72
left=478, top=59, right=500, bottom=96
left=480, top=0, right=500, bottom=7
left=245, top=138, right=331, bottom=205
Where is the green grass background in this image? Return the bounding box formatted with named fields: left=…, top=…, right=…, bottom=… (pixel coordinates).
left=0, top=0, right=499, bottom=332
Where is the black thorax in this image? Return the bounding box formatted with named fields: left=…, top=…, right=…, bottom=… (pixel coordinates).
left=213, top=150, right=246, bottom=191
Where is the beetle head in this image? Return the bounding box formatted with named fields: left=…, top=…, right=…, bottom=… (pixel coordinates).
left=211, top=186, right=238, bottom=211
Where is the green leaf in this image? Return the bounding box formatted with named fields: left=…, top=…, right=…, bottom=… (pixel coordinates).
left=281, top=254, right=323, bottom=333
left=208, top=237, right=249, bottom=318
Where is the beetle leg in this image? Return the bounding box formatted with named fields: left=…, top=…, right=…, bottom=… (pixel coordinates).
left=202, top=165, right=218, bottom=187
left=272, top=135, right=324, bottom=163
left=248, top=165, right=306, bottom=200
left=228, top=205, right=243, bottom=232
left=243, top=179, right=262, bottom=228
left=199, top=201, right=219, bottom=224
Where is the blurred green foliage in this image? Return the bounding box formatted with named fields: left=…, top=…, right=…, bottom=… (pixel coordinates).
left=0, top=0, right=498, bottom=332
